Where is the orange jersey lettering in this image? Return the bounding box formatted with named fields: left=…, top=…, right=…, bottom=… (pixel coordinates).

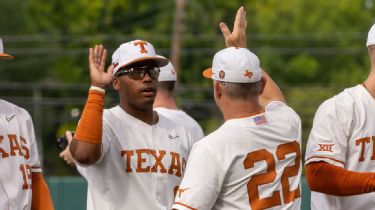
left=0, top=135, right=9, bottom=158
left=121, top=149, right=184, bottom=177
left=0, top=134, right=30, bottom=159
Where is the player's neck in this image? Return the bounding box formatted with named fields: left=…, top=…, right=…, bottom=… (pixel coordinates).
left=221, top=100, right=264, bottom=121
left=153, top=92, right=178, bottom=110
left=363, top=70, right=375, bottom=99
left=119, top=104, right=158, bottom=125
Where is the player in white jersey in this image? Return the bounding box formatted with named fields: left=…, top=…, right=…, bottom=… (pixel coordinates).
left=0, top=38, right=54, bottom=210
left=305, top=23, right=375, bottom=210
left=59, top=55, right=203, bottom=210
left=153, top=57, right=204, bottom=143
left=69, top=40, right=195, bottom=209
left=173, top=7, right=302, bottom=210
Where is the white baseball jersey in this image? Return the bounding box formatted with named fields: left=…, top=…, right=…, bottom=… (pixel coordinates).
left=173, top=101, right=302, bottom=210
left=77, top=105, right=194, bottom=210
left=76, top=166, right=94, bottom=210
left=305, top=84, right=375, bottom=210
left=154, top=107, right=204, bottom=143
left=0, top=99, right=42, bottom=210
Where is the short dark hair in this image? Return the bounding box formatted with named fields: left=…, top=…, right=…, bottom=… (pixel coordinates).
left=158, top=81, right=175, bottom=92
left=221, top=81, right=262, bottom=100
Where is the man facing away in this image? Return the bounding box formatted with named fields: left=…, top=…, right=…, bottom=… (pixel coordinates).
left=153, top=57, right=204, bottom=143
left=0, top=38, right=54, bottom=210
left=172, top=6, right=302, bottom=210
left=69, top=41, right=196, bottom=209
left=173, top=46, right=302, bottom=210
left=305, top=23, right=375, bottom=210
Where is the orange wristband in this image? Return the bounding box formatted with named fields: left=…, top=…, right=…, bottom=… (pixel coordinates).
left=74, top=90, right=104, bottom=144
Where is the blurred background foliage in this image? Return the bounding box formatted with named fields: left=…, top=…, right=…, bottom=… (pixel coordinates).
left=1, top=0, right=375, bottom=175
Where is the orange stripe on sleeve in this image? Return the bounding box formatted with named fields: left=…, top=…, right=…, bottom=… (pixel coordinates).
left=74, top=90, right=104, bottom=144
left=31, top=172, right=54, bottom=210
left=306, top=155, right=345, bottom=165
left=306, top=162, right=375, bottom=196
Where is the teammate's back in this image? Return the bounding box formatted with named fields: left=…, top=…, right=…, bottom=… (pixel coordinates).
left=173, top=15, right=302, bottom=208
left=175, top=101, right=301, bottom=210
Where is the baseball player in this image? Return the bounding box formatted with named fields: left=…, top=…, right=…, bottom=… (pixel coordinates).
left=69, top=41, right=196, bottom=209
left=0, top=38, right=54, bottom=210
left=153, top=57, right=204, bottom=143
left=173, top=7, right=302, bottom=210
left=59, top=55, right=203, bottom=210
left=305, top=23, right=375, bottom=210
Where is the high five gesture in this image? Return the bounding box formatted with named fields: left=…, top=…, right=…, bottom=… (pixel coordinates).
left=88, top=45, right=113, bottom=88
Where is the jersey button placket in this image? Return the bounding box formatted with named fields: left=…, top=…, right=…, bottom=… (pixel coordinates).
left=149, top=126, right=159, bottom=206
left=152, top=125, right=168, bottom=208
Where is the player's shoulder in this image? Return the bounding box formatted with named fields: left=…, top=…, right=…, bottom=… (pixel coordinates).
left=157, top=111, right=186, bottom=130
left=103, top=106, right=138, bottom=123
left=154, top=107, right=191, bottom=121
left=189, top=124, right=238, bottom=164
left=334, top=85, right=360, bottom=102
left=193, top=123, right=228, bottom=146
left=154, top=107, right=182, bottom=120
left=266, top=101, right=301, bottom=123
left=155, top=107, right=201, bottom=129
left=317, top=85, right=359, bottom=115
left=266, top=100, right=296, bottom=114
left=0, top=99, right=30, bottom=117
left=0, top=99, right=18, bottom=110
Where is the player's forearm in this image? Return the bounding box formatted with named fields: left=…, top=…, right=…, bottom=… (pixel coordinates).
left=70, top=89, right=104, bottom=165
left=259, top=69, right=285, bottom=107
left=306, top=162, right=375, bottom=196
left=31, top=172, right=54, bottom=210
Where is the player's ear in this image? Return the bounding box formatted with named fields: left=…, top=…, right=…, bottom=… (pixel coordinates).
left=213, top=80, right=223, bottom=100
left=112, top=77, right=120, bottom=90
left=259, top=76, right=266, bottom=95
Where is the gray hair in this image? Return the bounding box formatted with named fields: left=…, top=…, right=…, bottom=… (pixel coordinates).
left=220, top=80, right=262, bottom=100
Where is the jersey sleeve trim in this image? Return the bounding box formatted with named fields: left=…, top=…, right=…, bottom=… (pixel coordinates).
left=173, top=202, right=197, bottom=210
left=306, top=155, right=344, bottom=165
left=31, top=166, right=42, bottom=173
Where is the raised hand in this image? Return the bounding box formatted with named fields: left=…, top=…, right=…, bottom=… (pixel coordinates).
left=88, top=45, right=113, bottom=88
left=220, top=6, right=247, bottom=48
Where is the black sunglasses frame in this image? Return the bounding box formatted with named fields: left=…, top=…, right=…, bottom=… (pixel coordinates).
left=115, top=66, right=160, bottom=80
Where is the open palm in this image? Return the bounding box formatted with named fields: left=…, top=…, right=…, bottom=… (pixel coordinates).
left=89, top=45, right=113, bottom=88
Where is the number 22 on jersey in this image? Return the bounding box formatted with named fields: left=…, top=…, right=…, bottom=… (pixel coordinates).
left=244, top=141, right=301, bottom=209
